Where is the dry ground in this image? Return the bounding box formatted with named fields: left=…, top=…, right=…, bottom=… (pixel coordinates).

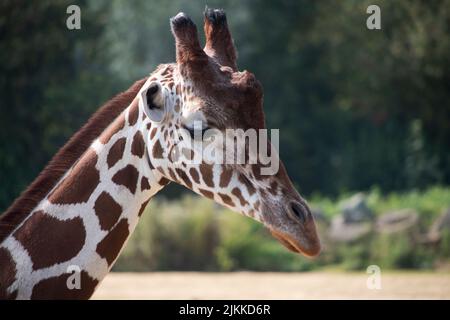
left=92, top=271, right=450, bottom=299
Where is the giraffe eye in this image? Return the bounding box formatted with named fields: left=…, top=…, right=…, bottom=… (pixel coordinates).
left=182, top=125, right=210, bottom=140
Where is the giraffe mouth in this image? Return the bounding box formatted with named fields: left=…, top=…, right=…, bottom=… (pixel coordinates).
left=270, top=228, right=321, bottom=257
left=262, top=200, right=321, bottom=257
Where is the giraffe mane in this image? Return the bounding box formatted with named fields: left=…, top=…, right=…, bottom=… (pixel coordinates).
left=0, top=77, right=148, bottom=243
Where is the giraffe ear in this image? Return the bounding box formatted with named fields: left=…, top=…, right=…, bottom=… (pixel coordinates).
left=139, top=81, right=166, bottom=123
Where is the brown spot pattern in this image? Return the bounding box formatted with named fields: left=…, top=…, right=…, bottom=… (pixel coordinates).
left=219, top=167, right=233, bottom=188
left=138, top=199, right=150, bottom=217
left=48, top=149, right=99, bottom=204
left=252, top=164, right=264, bottom=181
left=175, top=168, right=192, bottom=189
left=141, top=176, right=150, bottom=191
left=232, top=188, right=249, bottom=207
left=112, top=165, right=139, bottom=194
left=198, top=188, right=214, bottom=199
left=199, top=164, right=214, bottom=187
left=219, top=193, right=234, bottom=207
left=131, top=131, right=145, bottom=158
left=31, top=271, right=98, bottom=300
left=14, top=211, right=86, bottom=270
left=189, top=168, right=200, bottom=184
left=94, top=192, right=122, bottom=231
left=0, top=248, right=17, bottom=300
left=96, top=218, right=130, bottom=265
left=152, top=140, right=164, bottom=159
left=7, top=290, right=17, bottom=300
left=0, top=78, right=147, bottom=245
left=107, top=138, right=126, bottom=168
left=158, top=177, right=170, bottom=186
left=165, top=168, right=176, bottom=181
left=128, top=105, right=139, bottom=126
left=150, top=127, right=157, bottom=139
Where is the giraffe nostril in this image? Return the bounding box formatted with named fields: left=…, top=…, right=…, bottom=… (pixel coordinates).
left=288, top=202, right=310, bottom=224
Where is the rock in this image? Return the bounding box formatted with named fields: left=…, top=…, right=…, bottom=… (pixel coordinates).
left=340, top=193, right=374, bottom=223
left=428, top=208, right=450, bottom=242
left=328, top=215, right=372, bottom=243
left=376, top=209, right=419, bottom=234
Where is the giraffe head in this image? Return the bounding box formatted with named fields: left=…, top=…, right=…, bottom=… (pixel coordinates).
left=141, top=10, right=320, bottom=257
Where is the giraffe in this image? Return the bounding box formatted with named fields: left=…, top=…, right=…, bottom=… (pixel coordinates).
left=0, top=9, right=320, bottom=300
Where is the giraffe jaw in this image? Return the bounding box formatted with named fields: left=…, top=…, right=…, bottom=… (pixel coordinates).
left=270, top=228, right=321, bottom=257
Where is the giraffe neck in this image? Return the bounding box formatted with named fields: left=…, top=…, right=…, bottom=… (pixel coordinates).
left=0, top=97, right=169, bottom=299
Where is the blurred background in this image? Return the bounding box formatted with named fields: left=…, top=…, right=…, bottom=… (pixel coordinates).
left=1, top=0, right=449, bottom=287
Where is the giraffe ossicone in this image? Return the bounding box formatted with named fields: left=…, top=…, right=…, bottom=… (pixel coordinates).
left=0, top=9, right=320, bottom=300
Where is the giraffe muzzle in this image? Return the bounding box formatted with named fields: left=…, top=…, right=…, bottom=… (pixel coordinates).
left=268, top=200, right=321, bottom=257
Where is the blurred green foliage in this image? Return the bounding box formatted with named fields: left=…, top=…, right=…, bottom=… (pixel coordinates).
left=1, top=1, right=449, bottom=212
left=114, top=187, right=450, bottom=272
left=115, top=197, right=220, bottom=271
left=0, top=0, right=119, bottom=208
left=312, top=186, right=450, bottom=220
